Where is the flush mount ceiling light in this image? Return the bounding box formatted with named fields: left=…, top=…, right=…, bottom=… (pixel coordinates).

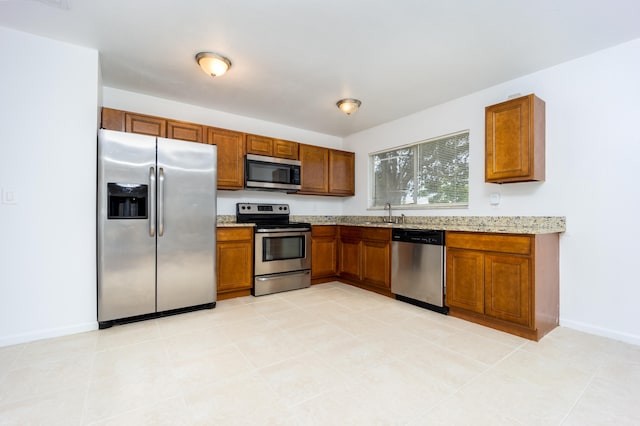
left=336, top=98, right=362, bottom=115
left=195, top=52, right=232, bottom=77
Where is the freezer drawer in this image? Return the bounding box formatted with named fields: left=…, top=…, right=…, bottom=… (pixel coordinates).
left=253, top=270, right=311, bottom=296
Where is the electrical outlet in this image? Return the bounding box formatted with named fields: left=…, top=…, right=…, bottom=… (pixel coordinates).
left=490, top=192, right=501, bottom=206
left=1, top=188, right=17, bottom=205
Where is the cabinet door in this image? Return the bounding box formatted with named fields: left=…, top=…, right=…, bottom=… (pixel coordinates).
left=216, top=228, right=253, bottom=293
left=485, top=94, right=545, bottom=183
left=299, top=144, right=329, bottom=194
left=446, top=248, right=484, bottom=313
left=273, top=139, right=299, bottom=160
left=338, top=238, right=361, bottom=281
left=167, top=120, right=205, bottom=143
left=207, top=127, right=245, bottom=189
left=125, top=112, right=166, bottom=137
left=329, top=150, right=355, bottom=196
left=311, top=229, right=338, bottom=279
left=362, top=238, right=390, bottom=289
left=484, top=253, right=531, bottom=326
left=246, top=134, right=273, bottom=156
left=101, top=107, right=124, bottom=131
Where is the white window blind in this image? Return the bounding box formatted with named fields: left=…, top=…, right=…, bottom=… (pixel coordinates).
left=370, top=131, right=469, bottom=208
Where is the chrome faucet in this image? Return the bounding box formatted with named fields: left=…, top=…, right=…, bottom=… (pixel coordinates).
left=384, top=202, right=393, bottom=223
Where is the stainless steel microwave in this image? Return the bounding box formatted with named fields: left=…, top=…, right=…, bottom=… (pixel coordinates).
left=245, top=154, right=301, bottom=191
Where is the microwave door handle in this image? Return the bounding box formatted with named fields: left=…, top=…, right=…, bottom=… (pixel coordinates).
left=158, top=167, right=165, bottom=237
left=149, top=167, right=156, bottom=237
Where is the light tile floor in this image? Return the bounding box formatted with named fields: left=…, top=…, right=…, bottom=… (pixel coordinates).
left=1, top=282, right=639, bottom=425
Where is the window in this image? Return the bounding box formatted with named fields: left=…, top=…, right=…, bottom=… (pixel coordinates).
left=369, top=131, right=469, bottom=208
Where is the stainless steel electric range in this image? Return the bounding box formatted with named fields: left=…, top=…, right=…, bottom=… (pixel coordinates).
left=236, top=203, right=311, bottom=296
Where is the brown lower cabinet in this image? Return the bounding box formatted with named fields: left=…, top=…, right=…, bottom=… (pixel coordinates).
left=337, top=226, right=391, bottom=295
left=446, top=231, right=559, bottom=341
left=216, top=227, right=253, bottom=300
left=217, top=225, right=559, bottom=342
left=311, top=225, right=338, bottom=283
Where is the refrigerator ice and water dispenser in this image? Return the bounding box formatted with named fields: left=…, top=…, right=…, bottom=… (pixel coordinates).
left=107, top=183, right=147, bottom=219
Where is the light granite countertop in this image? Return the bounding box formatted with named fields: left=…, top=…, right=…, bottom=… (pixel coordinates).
left=217, top=215, right=566, bottom=234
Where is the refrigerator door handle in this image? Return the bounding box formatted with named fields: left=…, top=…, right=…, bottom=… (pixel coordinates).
left=158, top=167, right=165, bottom=237
left=149, top=166, right=156, bottom=237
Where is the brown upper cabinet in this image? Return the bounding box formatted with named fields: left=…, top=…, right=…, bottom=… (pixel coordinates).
left=102, top=108, right=204, bottom=143
left=167, top=119, right=205, bottom=143
left=100, top=107, right=353, bottom=195
left=246, top=134, right=299, bottom=160
left=101, top=107, right=125, bottom=132
left=125, top=112, right=166, bottom=137
left=298, top=145, right=354, bottom=196
left=299, top=144, right=329, bottom=194
left=246, top=134, right=273, bottom=156
left=273, top=139, right=299, bottom=160
left=207, top=127, right=245, bottom=190
left=485, top=94, right=545, bottom=183
left=329, top=150, right=355, bottom=196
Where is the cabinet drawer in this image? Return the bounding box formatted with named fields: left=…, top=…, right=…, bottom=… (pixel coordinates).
left=312, top=225, right=337, bottom=237
left=217, top=227, right=253, bottom=242
left=340, top=226, right=362, bottom=240
left=362, top=227, right=391, bottom=242
left=446, top=232, right=531, bottom=255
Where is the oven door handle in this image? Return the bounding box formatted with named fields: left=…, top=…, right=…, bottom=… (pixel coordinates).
left=255, top=270, right=311, bottom=281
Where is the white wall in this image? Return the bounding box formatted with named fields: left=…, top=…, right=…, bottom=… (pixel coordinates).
left=0, top=27, right=100, bottom=346
left=343, top=39, right=640, bottom=345
left=102, top=88, right=346, bottom=215
left=2, top=25, right=637, bottom=347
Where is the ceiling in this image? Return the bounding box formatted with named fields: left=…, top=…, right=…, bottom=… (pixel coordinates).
left=1, top=0, right=640, bottom=137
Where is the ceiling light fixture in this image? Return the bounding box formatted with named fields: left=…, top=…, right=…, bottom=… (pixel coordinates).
left=336, top=98, right=362, bottom=115
left=195, top=52, right=232, bottom=77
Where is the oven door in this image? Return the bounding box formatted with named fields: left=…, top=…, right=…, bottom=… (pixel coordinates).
left=254, top=230, right=311, bottom=276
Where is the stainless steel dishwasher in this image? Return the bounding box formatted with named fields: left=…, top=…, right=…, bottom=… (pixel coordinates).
left=391, top=228, right=448, bottom=314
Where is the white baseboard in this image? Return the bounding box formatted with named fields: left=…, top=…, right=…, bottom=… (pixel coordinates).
left=0, top=321, right=99, bottom=348
left=560, top=318, right=640, bottom=347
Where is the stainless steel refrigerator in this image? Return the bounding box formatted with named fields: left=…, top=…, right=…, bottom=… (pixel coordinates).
left=97, top=129, right=217, bottom=328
